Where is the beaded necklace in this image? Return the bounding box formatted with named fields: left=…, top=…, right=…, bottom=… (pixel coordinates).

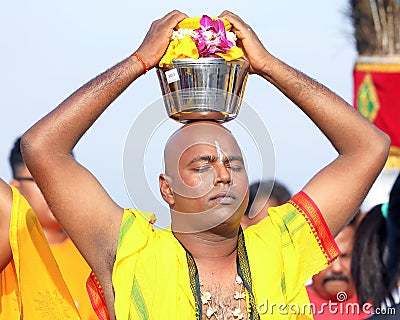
left=186, top=228, right=260, bottom=320
left=200, top=275, right=246, bottom=319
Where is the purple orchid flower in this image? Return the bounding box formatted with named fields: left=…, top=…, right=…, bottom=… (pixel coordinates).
left=191, top=15, right=234, bottom=57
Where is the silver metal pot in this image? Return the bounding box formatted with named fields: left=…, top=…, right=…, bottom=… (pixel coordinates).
left=156, top=58, right=250, bottom=123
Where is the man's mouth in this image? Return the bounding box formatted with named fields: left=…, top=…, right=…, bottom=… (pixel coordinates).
left=322, top=275, right=349, bottom=285
left=209, top=192, right=236, bottom=204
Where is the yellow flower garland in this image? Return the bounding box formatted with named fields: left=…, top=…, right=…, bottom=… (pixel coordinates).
left=159, top=17, right=244, bottom=67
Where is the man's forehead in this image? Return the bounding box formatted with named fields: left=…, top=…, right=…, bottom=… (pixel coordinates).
left=166, top=122, right=239, bottom=151
left=335, top=226, right=355, bottom=250
left=164, top=122, right=243, bottom=170
left=181, top=142, right=243, bottom=161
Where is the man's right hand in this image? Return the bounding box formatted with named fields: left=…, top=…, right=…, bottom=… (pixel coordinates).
left=136, top=10, right=188, bottom=70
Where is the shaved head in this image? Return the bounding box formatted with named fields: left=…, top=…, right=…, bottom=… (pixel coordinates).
left=159, top=121, right=249, bottom=232
left=164, top=121, right=239, bottom=176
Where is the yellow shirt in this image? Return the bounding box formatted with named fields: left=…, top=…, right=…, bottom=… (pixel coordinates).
left=0, top=186, right=85, bottom=319
left=111, top=191, right=339, bottom=319
left=0, top=262, right=19, bottom=319
left=51, top=238, right=99, bottom=320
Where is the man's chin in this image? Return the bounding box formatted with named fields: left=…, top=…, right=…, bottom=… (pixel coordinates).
left=324, top=281, right=349, bottom=298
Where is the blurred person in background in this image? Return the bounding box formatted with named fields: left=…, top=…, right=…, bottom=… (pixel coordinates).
left=0, top=175, right=81, bottom=319
left=307, top=214, right=369, bottom=319
left=352, top=172, right=400, bottom=319
left=241, top=179, right=291, bottom=228
left=0, top=137, right=98, bottom=319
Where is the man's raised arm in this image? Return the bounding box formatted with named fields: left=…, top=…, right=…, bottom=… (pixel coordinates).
left=220, top=11, right=390, bottom=237
left=21, top=11, right=188, bottom=277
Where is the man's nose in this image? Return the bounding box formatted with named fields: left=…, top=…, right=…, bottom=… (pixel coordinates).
left=330, top=257, right=343, bottom=273
left=214, top=163, right=232, bottom=185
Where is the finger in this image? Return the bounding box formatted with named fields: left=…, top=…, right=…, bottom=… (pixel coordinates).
left=161, top=9, right=186, bottom=21
left=148, top=11, right=188, bottom=41
left=219, top=11, right=244, bottom=26
left=218, top=10, right=232, bottom=18
left=152, top=10, right=187, bottom=34
left=219, top=12, right=252, bottom=38
left=163, top=10, right=189, bottom=28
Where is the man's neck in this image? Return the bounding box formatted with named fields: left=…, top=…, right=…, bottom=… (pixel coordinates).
left=174, top=228, right=239, bottom=260
left=174, top=229, right=240, bottom=287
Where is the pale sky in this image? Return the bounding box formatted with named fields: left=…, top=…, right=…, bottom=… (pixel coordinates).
left=1, top=1, right=357, bottom=221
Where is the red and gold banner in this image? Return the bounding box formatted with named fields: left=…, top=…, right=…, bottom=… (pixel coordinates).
left=353, top=57, right=400, bottom=168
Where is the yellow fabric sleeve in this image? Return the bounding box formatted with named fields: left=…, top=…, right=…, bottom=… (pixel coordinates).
left=7, top=185, right=81, bottom=319
left=244, top=192, right=339, bottom=319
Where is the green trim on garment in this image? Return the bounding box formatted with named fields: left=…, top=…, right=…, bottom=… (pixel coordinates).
left=117, top=213, right=136, bottom=250
left=283, top=210, right=297, bottom=226
left=186, top=251, right=202, bottom=319
left=237, top=227, right=260, bottom=320
left=131, top=276, right=149, bottom=320
left=281, top=273, right=286, bottom=296
left=184, top=227, right=260, bottom=320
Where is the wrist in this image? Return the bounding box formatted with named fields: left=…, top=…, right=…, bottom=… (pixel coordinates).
left=131, top=52, right=149, bottom=75
left=256, top=54, right=283, bottom=80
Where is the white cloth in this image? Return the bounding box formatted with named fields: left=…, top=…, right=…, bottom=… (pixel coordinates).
left=361, top=168, right=400, bottom=213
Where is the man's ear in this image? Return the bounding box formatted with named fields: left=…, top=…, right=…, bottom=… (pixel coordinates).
left=159, top=174, right=175, bottom=205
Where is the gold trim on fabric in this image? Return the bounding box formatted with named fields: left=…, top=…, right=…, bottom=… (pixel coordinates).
left=355, top=62, right=400, bottom=73
left=385, top=147, right=400, bottom=169
left=289, top=192, right=340, bottom=264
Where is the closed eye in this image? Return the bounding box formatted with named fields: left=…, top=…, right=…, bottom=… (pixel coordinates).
left=225, top=159, right=244, bottom=172
left=192, top=165, right=213, bottom=173
left=226, top=164, right=243, bottom=172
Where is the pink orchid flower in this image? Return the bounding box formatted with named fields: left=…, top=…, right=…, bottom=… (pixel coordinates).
left=191, top=15, right=234, bottom=57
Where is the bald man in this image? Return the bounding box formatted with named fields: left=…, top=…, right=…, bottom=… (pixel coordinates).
left=22, top=10, right=389, bottom=320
